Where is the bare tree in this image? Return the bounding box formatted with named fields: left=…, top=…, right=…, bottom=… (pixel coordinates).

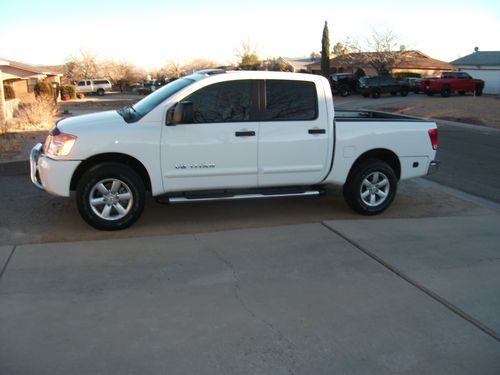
left=310, top=52, right=320, bottom=60
left=102, top=60, right=144, bottom=92
left=363, top=27, right=399, bottom=74
left=234, top=39, right=260, bottom=70
left=183, top=58, right=219, bottom=74
left=161, top=60, right=185, bottom=79
left=63, top=49, right=99, bottom=82
left=265, top=58, right=293, bottom=72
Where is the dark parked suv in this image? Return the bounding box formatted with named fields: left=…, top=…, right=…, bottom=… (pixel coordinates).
left=329, top=73, right=359, bottom=97
left=357, top=75, right=409, bottom=98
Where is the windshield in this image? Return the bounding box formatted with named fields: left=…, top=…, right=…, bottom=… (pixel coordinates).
left=118, top=78, right=195, bottom=122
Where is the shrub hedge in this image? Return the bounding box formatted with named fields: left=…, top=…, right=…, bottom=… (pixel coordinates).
left=34, top=82, right=53, bottom=97
left=60, top=85, right=76, bottom=99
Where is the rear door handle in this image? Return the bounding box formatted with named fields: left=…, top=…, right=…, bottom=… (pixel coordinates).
left=235, top=131, right=255, bottom=137
left=308, top=128, right=326, bottom=134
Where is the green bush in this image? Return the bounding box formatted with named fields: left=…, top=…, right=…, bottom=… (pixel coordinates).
left=60, top=85, right=76, bottom=99
left=394, top=72, right=421, bottom=79
left=34, top=82, right=53, bottom=97
left=138, top=88, right=151, bottom=95
left=3, top=84, right=15, bottom=99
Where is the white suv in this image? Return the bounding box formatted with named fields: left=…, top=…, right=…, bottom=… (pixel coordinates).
left=75, top=79, right=112, bottom=96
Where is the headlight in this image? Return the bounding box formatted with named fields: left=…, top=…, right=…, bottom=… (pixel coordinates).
left=44, top=129, right=77, bottom=157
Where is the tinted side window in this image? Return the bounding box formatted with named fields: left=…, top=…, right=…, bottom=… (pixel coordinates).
left=264, top=80, right=317, bottom=121
left=94, top=80, right=109, bottom=85
left=185, top=80, right=252, bottom=123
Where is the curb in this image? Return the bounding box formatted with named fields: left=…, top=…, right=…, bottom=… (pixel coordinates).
left=0, top=160, right=29, bottom=176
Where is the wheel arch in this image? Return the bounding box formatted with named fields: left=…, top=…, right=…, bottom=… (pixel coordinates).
left=347, top=149, right=401, bottom=181
left=70, top=153, right=152, bottom=191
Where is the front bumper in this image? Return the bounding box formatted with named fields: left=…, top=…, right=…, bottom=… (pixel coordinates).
left=30, top=143, right=44, bottom=190
left=427, top=160, right=439, bottom=175
left=30, top=143, right=81, bottom=197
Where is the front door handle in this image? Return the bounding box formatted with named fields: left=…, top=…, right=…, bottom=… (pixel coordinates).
left=235, top=131, right=256, bottom=137
left=308, top=128, right=326, bottom=134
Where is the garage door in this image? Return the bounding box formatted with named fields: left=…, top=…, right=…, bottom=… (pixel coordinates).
left=461, top=69, right=500, bottom=94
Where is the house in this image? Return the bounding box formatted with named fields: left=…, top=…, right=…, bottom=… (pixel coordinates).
left=0, top=58, right=63, bottom=122
left=306, top=50, right=453, bottom=77
left=451, top=51, right=500, bottom=95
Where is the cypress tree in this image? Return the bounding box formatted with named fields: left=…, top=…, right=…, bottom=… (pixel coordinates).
left=321, top=21, right=330, bottom=77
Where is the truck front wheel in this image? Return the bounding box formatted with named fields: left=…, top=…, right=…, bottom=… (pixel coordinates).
left=76, top=163, right=145, bottom=230
left=343, top=160, right=397, bottom=215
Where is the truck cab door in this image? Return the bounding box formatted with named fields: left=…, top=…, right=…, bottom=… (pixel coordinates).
left=258, top=79, right=331, bottom=187
left=161, top=79, right=259, bottom=192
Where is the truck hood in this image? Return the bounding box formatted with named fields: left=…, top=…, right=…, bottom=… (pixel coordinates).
left=57, top=110, right=126, bottom=134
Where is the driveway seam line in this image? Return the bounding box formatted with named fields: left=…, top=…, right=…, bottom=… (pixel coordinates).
left=320, top=222, right=500, bottom=342
left=0, top=245, right=17, bottom=282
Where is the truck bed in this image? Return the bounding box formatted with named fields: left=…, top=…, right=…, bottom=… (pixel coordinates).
left=335, top=110, right=427, bottom=122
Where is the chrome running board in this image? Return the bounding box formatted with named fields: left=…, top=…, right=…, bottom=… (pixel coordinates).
left=168, top=190, right=321, bottom=204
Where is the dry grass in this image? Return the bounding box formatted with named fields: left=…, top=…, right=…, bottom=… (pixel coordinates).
left=1, top=96, right=58, bottom=160
left=364, top=95, right=500, bottom=129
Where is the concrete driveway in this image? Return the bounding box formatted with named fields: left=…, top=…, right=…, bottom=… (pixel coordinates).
left=1, top=217, right=500, bottom=374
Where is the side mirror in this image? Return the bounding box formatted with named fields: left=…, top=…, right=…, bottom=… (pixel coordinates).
left=167, top=101, right=194, bottom=126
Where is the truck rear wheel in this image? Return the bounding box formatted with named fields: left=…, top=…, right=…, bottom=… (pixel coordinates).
left=97, top=88, right=105, bottom=96
left=441, top=86, right=451, bottom=97
left=371, top=89, right=381, bottom=99
left=339, top=85, right=349, bottom=97
left=475, top=85, right=483, bottom=96
left=343, top=159, right=397, bottom=215
left=76, top=162, right=145, bottom=230
left=400, top=87, right=409, bottom=97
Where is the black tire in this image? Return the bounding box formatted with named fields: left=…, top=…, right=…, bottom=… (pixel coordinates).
left=339, top=85, right=349, bottom=97
left=426, top=90, right=435, bottom=96
left=400, top=87, right=409, bottom=97
left=475, top=85, right=483, bottom=96
left=390, top=92, right=397, bottom=96
left=343, top=159, right=398, bottom=215
left=97, top=88, right=105, bottom=96
left=362, top=92, right=369, bottom=98
left=371, top=89, right=381, bottom=99
left=459, top=91, right=466, bottom=96
left=441, top=86, right=451, bottom=97
left=414, top=89, right=420, bottom=94
left=76, top=162, right=145, bottom=230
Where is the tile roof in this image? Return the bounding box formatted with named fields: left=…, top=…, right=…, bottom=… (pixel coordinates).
left=328, top=50, right=452, bottom=70
left=0, top=58, right=62, bottom=75
left=450, top=51, right=500, bottom=66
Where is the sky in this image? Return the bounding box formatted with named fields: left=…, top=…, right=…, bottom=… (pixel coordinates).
left=1, top=0, right=499, bottom=71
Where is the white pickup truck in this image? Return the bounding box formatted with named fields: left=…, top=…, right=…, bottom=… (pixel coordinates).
left=30, top=70, right=438, bottom=230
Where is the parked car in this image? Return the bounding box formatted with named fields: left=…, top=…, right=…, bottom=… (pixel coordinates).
left=419, top=72, right=485, bottom=97
left=329, top=73, right=359, bottom=97
left=30, top=70, right=438, bottom=230
left=404, top=77, right=422, bottom=93
left=75, top=79, right=112, bottom=96
left=358, top=75, right=409, bottom=98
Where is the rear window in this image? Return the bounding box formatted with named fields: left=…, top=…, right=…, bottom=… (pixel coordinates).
left=264, top=80, right=317, bottom=121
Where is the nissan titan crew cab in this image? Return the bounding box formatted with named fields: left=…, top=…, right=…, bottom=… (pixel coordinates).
left=31, top=70, right=439, bottom=230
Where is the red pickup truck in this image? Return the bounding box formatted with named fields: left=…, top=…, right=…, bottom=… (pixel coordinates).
left=420, top=72, right=484, bottom=97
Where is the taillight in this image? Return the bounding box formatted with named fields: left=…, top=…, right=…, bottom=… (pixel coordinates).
left=428, top=128, right=438, bottom=150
